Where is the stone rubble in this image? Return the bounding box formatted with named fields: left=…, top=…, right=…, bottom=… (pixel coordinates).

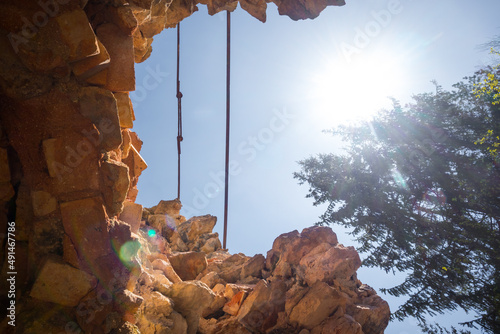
left=126, top=199, right=390, bottom=334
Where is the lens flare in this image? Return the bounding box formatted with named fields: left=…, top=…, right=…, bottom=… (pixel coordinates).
left=119, top=240, right=141, bottom=263
left=147, top=229, right=157, bottom=238
left=392, top=169, right=407, bottom=189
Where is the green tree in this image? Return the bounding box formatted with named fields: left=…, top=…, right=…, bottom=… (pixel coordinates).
left=294, top=73, right=500, bottom=332
left=473, top=49, right=500, bottom=158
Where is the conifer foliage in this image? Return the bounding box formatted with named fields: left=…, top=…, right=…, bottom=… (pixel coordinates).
left=294, top=72, right=500, bottom=332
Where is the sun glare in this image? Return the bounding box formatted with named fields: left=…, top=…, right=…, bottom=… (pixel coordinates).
left=309, top=51, right=405, bottom=125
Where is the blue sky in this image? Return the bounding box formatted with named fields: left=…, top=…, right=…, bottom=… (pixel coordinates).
left=132, top=0, right=500, bottom=332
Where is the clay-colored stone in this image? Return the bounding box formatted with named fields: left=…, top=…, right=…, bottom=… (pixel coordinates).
left=30, top=218, right=64, bottom=262
left=97, top=23, right=135, bottom=92
left=311, top=313, right=363, bottom=334
left=63, top=234, right=80, bottom=269
left=60, top=197, right=111, bottom=263
left=168, top=251, right=208, bottom=281
left=289, top=281, right=348, bottom=329
left=79, top=86, right=122, bottom=151
left=200, top=271, right=223, bottom=289
left=31, top=190, right=57, bottom=216
left=30, top=257, right=97, bottom=307
left=55, top=9, right=99, bottom=62
left=239, top=0, right=267, bottom=22
left=42, top=135, right=100, bottom=192
left=72, top=38, right=110, bottom=79
left=223, top=290, right=247, bottom=315
left=200, top=236, right=222, bottom=254
left=273, top=0, right=345, bottom=21
left=108, top=5, right=139, bottom=36
left=130, top=144, right=148, bottom=178
left=352, top=295, right=390, bottom=334
left=153, top=198, right=182, bottom=216
left=120, top=201, right=143, bottom=233
left=177, top=215, right=217, bottom=243
left=122, top=129, right=132, bottom=159
left=114, top=92, right=135, bottom=129
left=298, top=242, right=361, bottom=286
left=151, top=258, right=182, bottom=283
left=165, top=281, right=215, bottom=334
left=100, top=159, right=130, bottom=216
left=86, top=68, right=108, bottom=86
left=240, top=253, right=265, bottom=279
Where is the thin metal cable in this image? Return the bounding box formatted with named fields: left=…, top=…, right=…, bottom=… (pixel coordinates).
left=176, top=22, right=183, bottom=200
left=223, top=11, right=231, bottom=250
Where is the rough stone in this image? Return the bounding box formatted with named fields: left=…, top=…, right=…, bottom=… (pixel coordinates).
left=120, top=201, right=143, bottom=233
left=108, top=5, right=139, bottom=36
left=30, top=257, right=97, bottom=307
left=273, top=0, right=345, bottom=21
left=168, top=251, right=208, bottom=281
left=101, top=159, right=130, bottom=216
left=115, top=289, right=144, bottom=317
left=151, top=258, right=182, bottom=283
left=237, top=279, right=286, bottom=332
left=86, top=68, right=109, bottom=86
left=55, top=9, right=99, bottom=62
left=129, top=144, right=148, bottom=179
left=177, top=215, right=217, bottom=243
left=200, top=236, right=222, bottom=254
left=202, top=292, right=226, bottom=318
left=72, top=38, right=110, bottom=79
left=109, top=219, right=141, bottom=263
left=122, top=129, right=132, bottom=159
left=199, top=317, right=252, bottom=334
left=31, top=190, right=57, bottom=216
left=132, top=28, right=154, bottom=63
left=94, top=252, right=138, bottom=291
left=311, top=313, right=363, bottom=334
left=78, top=86, right=122, bottom=151
left=289, top=281, right=348, bottom=329
left=239, top=0, right=267, bottom=22
left=60, top=196, right=111, bottom=264
left=223, top=290, right=247, bottom=315
left=42, top=134, right=101, bottom=193
left=30, top=218, right=64, bottom=263
left=75, top=283, right=115, bottom=332
left=96, top=23, right=135, bottom=92
left=240, top=253, right=265, bottom=279
left=200, top=271, right=223, bottom=289
left=114, top=92, right=135, bottom=129
left=148, top=214, right=176, bottom=238
left=351, top=295, right=390, bottom=334
left=136, top=290, right=175, bottom=333
left=63, top=233, right=80, bottom=269
left=165, top=281, right=215, bottom=334
left=153, top=199, right=183, bottom=220
left=297, top=242, right=361, bottom=286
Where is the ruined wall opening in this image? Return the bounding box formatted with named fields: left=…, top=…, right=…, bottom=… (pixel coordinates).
left=0, top=0, right=391, bottom=333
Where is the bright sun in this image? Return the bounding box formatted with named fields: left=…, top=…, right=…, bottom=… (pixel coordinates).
left=309, top=51, right=406, bottom=125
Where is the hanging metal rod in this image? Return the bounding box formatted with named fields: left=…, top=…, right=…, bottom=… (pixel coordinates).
left=223, top=10, right=231, bottom=250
